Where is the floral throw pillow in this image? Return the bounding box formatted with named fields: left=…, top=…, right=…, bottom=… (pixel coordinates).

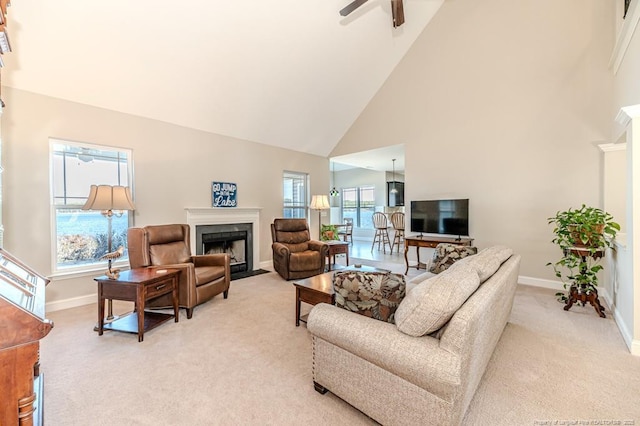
left=428, top=243, right=478, bottom=274
left=320, top=225, right=340, bottom=241
left=333, top=270, right=406, bottom=323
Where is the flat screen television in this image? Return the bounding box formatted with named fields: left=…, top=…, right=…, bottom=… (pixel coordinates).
left=410, top=199, right=469, bottom=237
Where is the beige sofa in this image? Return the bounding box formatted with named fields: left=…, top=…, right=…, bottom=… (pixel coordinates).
left=307, top=246, right=520, bottom=426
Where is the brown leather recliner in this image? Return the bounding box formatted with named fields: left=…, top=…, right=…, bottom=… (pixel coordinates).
left=271, top=218, right=328, bottom=280
left=127, top=224, right=230, bottom=319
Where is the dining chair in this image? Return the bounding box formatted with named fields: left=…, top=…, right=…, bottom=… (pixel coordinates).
left=338, top=218, right=354, bottom=244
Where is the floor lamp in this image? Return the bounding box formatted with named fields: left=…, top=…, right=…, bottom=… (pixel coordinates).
left=310, top=195, right=330, bottom=239
left=82, top=185, right=135, bottom=322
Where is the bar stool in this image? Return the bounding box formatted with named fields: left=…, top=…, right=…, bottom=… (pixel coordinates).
left=390, top=212, right=405, bottom=254
left=371, top=212, right=391, bottom=253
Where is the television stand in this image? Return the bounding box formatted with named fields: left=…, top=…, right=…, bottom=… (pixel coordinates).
left=404, top=235, right=474, bottom=275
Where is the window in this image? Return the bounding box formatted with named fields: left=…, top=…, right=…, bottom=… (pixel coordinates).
left=50, top=140, right=133, bottom=273
left=283, top=171, right=308, bottom=218
left=342, top=186, right=375, bottom=228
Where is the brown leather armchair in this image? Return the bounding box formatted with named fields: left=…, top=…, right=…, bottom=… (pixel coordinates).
left=127, top=224, right=230, bottom=319
left=271, top=218, right=328, bottom=280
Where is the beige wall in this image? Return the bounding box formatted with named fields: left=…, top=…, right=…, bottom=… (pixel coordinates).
left=332, top=0, right=615, bottom=281
left=1, top=87, right=328, bottom=306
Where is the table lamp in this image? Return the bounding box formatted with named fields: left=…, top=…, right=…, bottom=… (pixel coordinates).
left=82, top=185, right=135, bottom=321
left=310, top=194, right=330, bottom=239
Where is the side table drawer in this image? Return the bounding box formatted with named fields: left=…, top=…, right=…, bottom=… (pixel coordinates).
left=331, top=245, right=348, bottom=255
left=299, top=289, right=333, bottom=306
left=145, top=279, right=174, bottom=299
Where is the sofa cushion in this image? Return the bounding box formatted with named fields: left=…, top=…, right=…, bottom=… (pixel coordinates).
left=406, top=270, right=436, bottom=294
left=333, top=270, right=406, bottom=324
left=395, top=262, right=481, bottom=336
left=457, top=255, right=499, bottom=283
left=457, top=245, right=513, bottom=283
left=428, top=243, right=478, bottom=274
left=480, top=245, right=513, bottom=264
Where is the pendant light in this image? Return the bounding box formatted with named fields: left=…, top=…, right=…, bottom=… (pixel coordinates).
left=330, top=161, right=339, bottom=197
left=390, top=159, right=398, bottom=193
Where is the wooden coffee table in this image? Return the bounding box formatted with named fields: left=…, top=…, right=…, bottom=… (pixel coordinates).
left=95, top=268, right=180, bottom=342
left=293, top=264, right=389, bottom=326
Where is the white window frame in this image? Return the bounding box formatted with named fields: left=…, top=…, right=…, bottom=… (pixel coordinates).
left=342, top=185, right=376, bottom=229
left=282, top=171, right=309, bottom=219
left=50, top=139, right=134, bottom=275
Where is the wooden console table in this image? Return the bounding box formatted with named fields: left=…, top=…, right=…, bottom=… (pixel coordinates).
left=404, top=235, right=474, bottom=274
left=95, top=268, right=180, bottom=342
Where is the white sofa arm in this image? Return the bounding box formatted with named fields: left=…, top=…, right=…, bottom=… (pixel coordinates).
left=308, top=303, right=460, bottom=400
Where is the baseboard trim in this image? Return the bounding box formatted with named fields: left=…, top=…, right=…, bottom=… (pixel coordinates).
left=44, top=270, right=640, bottom=356
left=521, top=275, right=639, bottom=357
left=41, top=274, right=570, bottom=312
left=259, top=260, right=274, bottom=271
left=518, top=275, right=563, bottom=291
left=600, top=290, right=637, bottom=355
left=46, top=294, right=96, bottom=313
left=48, top=265, right=276, bottom=313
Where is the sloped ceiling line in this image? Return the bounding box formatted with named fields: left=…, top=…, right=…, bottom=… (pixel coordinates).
left=3, top=1, right=445, bottom=157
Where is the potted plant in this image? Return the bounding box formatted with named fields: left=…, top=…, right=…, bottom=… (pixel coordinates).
left=547, top=205, right=620, bottom=303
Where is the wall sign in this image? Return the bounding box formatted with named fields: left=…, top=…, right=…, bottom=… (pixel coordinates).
left=211, top=182, right=237, bottom=207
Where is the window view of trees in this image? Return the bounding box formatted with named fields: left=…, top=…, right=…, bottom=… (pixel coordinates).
left=342, top=186, right=375, bottom=228
left=56, top=210, right=129, bottom=267
left=51, top=141, right=133, bottom=272
left=283, top=171, right=308, bottom=218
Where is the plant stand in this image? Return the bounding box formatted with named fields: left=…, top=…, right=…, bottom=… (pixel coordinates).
left=563, top=285, right=606, bottom=318
left=562, top=247, right=606, bottom=318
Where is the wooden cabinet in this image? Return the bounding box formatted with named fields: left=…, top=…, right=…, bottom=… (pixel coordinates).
left=387, top=181, right=404, bottom=207
left=0, top=249, right=53, bottom=425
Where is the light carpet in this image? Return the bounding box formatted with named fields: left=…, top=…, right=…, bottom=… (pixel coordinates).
left=41, top=268, right=640, bottom=425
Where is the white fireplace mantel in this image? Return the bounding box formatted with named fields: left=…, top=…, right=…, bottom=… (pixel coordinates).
left=185, top=208, right=261, bottom=270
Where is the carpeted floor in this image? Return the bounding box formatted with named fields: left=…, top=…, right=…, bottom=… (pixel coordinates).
left=40, top=267, right=640, bottom=425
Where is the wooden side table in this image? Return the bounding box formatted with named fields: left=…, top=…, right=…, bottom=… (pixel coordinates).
left=324, top=240, right=350, bottom=271
left=95, top=268, right=180, bottom=342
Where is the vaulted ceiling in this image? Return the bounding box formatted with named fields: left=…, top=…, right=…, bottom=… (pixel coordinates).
left=2, top=0, right=444, bottom=157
